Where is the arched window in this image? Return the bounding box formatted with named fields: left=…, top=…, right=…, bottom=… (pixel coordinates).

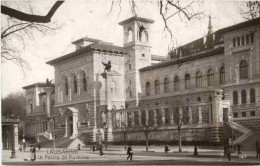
left=185, top=74, right=190, bottom=89
left=145, top=82, right=150, bottom=96
left=196, top=71, right=202, bottom=88
left=155, top=80, right=160, bottom=95
left=127, top=28, right=133, bottom=42
left=73, top=75, right=77, bottom=93
left=240, top=60, right=248, bottom=79
left=241, top=89, right=247, bottom=104
left=164, top=78, right=169, bottom=93
left=139, top=26, right=148, bottom=42
left=207, top=69, right=214, bottom=86
left=233, top=91, right=238, bottom=105
left=64, top=77, right=68, bottom=95
left=82, top=72, right=87, bottom=91
left=174, top=76, right=180, bottom=91
left=220, top=66, right=225, bottom=84
left=250, top=88, right=256, bottom=103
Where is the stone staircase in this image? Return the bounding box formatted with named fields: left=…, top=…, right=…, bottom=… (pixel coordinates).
left=39, top=137, right=84, bottom=149
left=231, top=121, right=253, bottom=144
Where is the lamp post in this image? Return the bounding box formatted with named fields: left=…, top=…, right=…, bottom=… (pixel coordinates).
left=52, top=117, right=56, bottom=150
left=121, top=124, right=127, bottom=150
left=10, top=113, right=16, bottom=159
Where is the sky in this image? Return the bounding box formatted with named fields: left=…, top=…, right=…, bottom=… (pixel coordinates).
left=1, top=0, right=247, bottom=98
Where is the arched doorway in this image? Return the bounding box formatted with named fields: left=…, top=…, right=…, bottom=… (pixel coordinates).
left=64, top=107, right=78, bottom=139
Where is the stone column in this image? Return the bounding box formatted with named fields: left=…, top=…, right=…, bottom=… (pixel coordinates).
left=198, top=105, right=202, bottom=124
left=189, top=107, right=192, bottom=124
left=138, top=110, right=142, bottom=126
left=161, top=108, right=165, bottom=125
left=169, top=107, right=174, bottom=124
left=44, top=87, right=53, bottom=136
left=131, top=111, right=135, bottom=127
left=153, top=109, right=157, bottom=126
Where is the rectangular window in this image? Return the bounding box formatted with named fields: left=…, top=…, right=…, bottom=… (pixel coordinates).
left=242, top=112, right=246, bottom=117
left=233, top=113, right=238, bottom=118
left=241, top=36, right=244, bottom=45
left=250, top=111, right=255, bottom=116
left=237, top=37, right=240, bottom=46
left=250, top=33, right=254, bottom=43
left=246, top=34, right=249, bottom=44
left=233, top=38, right=236, bottom=47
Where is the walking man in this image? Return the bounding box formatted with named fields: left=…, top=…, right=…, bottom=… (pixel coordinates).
left=99, top=142, right=104, bottom=156
left=227, top=144, right=231, bottom=161
left=127, top=145, right=133, bottom=160
left=193, top=145, right=198, bottom=156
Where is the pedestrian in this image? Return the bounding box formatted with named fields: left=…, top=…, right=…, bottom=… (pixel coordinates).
left=99, top=142, right=104, bottom=156
left=127, top=145, right=133, bottom=160
left=92, top=143, right=96, bottom=151
left=224, top=145, right=226, bottom=156
left=30, top=145, right=36, bottom=161
left=77, top=144, right=81, bottom=150
left=24, top=143, right=26, bottom=151
left=256, top=140, right=259, bottom=158
left=164, top=145, right=169, bottom=153
left=193, top=145, right=198, bottom=157
left=38, top=144, right=41, bottom=151
left=237, top=144, right=241, bottom=155
left=227, top=144, right=231, bottom=161
left=257, top=147, right=260, bottom=158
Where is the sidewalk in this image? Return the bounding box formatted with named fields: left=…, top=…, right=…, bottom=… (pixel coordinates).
left=2, top=147, right=260, bottom=164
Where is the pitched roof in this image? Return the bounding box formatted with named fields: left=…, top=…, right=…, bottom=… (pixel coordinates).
left=23, top=82, right=54, bottom=89
left=46, top=43, right=128, bottom=65
left=119, top=16, right=154, bottom=25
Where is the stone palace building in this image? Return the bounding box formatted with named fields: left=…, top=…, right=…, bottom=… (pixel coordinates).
left=23, top=16, right=260, bottom=148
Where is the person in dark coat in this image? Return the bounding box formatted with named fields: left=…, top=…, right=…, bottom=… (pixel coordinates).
left=99, top=142, right=104, bottom=156
left=77, top=144, right=81, bottom=150
left=257, top=147, right=260, bottom=158
left=224, top=145, right=227, bottom=157
left=164, top=145, right=169, bottom=153
left=38, top=144, right=41, bottom=151
left=127, top=145, right=133, bottom=160
left=30, top=145, right=36, bottom=161
left=193, top=145, right=198, bottom=156
left=92, top=143, right=96, bottom=151
left=227, top=145, right=231, bottom=161
left=237, top=144, right=241, bottom=155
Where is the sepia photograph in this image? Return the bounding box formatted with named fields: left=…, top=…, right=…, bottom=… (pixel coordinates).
left=1, top=0, right=260, bottom=165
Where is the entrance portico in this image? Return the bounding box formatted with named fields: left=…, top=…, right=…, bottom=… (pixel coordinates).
left=64, top=107, right=78, bottom=139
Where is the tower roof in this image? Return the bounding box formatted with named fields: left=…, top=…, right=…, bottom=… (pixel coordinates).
left=207, top=15, right=213, bottom=35
left=119, top=16, right=154, bottom=25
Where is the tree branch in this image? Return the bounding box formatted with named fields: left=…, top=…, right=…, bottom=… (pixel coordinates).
left=1, top=1, right=64, bottom=23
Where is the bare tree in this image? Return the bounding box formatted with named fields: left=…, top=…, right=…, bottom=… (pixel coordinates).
left=142, top=120, right=153, bottom=152
left=1, top=1, right=63, bottom=71
left=236, top=1, right=260, bottom=20
left=173, top=100, right=190, bottom=152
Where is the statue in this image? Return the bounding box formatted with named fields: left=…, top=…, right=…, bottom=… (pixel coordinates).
left=46, top=78, right=53, bottom=85
left=102, top=61, right=112, bottom=72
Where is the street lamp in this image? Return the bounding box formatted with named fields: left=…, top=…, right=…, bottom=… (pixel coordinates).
left=10, top=113, right=16, bottom=159
left=120, top=123, right=127, bottom=150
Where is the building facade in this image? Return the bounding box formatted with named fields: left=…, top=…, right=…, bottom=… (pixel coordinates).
left=24, top=16, right=260, bottom=146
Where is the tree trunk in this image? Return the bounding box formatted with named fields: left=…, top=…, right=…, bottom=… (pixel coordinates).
left=146, top=133, right=148, bottom=152
left=178, top=129, right=182, bottom=152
